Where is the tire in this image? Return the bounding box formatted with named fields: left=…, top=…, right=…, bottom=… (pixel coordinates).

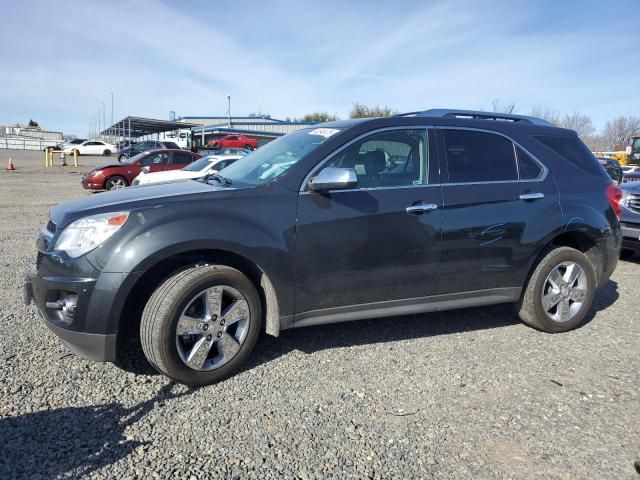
left=620, top=248, right=636, bottom=260
left=103, top=149, right=111, bottom=156
left=140, top=265, right=262, bottom=386
left=517, top=246, right=596, bottom=333
left=104, top=175, right=128, bottom=190
left=244, top=144, right=254, bottom=151
left=212, top=143, right=220, bottom=150
left=118, top=154, right=128, bottom=162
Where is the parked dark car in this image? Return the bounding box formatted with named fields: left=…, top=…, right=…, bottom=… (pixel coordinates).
left=597, top=157, right=622, bottom=184
left=118, top=140, right=181, bottom=161
left=619, top=181, right=640, bottom=258
left=25, top=109, right=622, bottom=386
left=81, top=149, right=201, bottom=190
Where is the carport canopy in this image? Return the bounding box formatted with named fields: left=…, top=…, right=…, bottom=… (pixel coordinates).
left=102, top=116, right=199, bottom=138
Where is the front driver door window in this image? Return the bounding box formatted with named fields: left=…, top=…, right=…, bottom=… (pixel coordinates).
left=140, top=152, right=169, bottom=172
left=294, top=128, right=443, bottom=315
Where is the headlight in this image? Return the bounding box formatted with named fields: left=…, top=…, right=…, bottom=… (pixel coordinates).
left=54, top=212, right=129, bottom=258
left=620, top=190, right=630, bottom=208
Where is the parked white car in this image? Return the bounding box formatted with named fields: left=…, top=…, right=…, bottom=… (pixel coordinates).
left=132, top=155, right=242, bottom=186
left=64, top=140, right=117, bottom=156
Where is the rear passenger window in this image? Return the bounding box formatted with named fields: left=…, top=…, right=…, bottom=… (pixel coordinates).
left=533, top=135, right=606, bottom=177
left=172, top=153, right=193, bottom=164
left=327, top=129, right=427, bottom=188
left=440, top=130, right=517, bottom=183
left=516, top=146, right=543, bottom=180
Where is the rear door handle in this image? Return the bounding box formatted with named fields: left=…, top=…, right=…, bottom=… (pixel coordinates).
left=519, top=192, right=544, bottom=201
left=406, top=203, right=439, bottom=214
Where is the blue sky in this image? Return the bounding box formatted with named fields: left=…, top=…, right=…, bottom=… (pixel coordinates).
left=1, top=0, right=639, bottom=136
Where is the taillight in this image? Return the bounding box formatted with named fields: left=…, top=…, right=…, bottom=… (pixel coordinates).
left=605, top=183, right=623, bottom=217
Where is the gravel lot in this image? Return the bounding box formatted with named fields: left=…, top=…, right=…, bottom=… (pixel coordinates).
left=1, top=149, right=639, bottom=479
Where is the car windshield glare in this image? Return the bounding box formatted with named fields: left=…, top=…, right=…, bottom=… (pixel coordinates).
left=215, top=128, right=341, bottom=185
left=183, top=158, right=211, bottom=172
left=123, top=151, right=150, bottom=164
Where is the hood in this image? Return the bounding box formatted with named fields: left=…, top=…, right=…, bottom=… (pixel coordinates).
left=50, top=180, right=235, bottom=227
left=89, top=162, right=125, bottom=172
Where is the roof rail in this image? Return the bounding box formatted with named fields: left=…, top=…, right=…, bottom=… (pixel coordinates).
left=422, top=109, right=553, bottom=126
left=394, top=109, right=553, bottom=127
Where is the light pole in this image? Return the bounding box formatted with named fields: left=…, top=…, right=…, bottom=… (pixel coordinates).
left=226, top=94, right=231, bottom=128
left=102, top=102, right=106, bottom=138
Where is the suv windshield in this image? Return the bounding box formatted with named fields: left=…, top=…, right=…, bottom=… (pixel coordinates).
left=213, top=127, right=341, bottom=186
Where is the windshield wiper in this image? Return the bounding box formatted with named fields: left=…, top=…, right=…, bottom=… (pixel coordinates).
left=200, top=173, right=232, bottom=186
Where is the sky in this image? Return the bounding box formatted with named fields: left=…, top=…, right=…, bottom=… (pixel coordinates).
left=0, top=0, right=639, bottom=136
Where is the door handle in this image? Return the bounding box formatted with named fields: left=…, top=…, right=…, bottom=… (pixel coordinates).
left=519, top=192, right=544, bottom=201
left=406, top=203, right=438, bottom=214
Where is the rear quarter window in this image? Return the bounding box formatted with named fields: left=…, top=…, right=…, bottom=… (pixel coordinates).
left=533, top=135, right=607, bottom=177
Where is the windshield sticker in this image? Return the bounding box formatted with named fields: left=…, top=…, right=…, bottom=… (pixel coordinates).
left=308, top=128, right=340, bottom=138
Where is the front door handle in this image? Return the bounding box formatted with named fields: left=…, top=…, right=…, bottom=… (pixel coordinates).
left=406, top=203, right=439, bottom=215
left=519, top=192, right=545, bottom=201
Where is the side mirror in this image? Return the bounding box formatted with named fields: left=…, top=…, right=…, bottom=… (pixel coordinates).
left=308, top=167, right=357, bottom=192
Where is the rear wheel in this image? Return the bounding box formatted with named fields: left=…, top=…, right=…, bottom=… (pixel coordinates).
left=140, top=265, right=262, bottom=386
left=517, top=247, right=596, bottom=333
left=103, top=149, right=111, bottom=156
left=244, top=144, right=254, bottom=150
left=104, top=175, right=128, bottom=190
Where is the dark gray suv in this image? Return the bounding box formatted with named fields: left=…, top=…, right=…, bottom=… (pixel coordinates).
left=25, top=109, right=622, bottom=385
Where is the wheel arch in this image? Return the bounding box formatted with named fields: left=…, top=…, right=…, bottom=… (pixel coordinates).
left=115, top=247, right=281, bottom=355
left=524, top=228, right=606, bottom=296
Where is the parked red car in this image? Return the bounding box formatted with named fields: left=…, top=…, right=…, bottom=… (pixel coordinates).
left=206, top=134, right=258, bottom=150
left=81, top=149, right=201, bottom=191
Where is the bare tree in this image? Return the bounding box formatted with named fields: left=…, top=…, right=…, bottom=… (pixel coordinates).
left=349, top=102, right=397, bottom=118
left=602, top=116, right=640, bottom=150
left=294, top=112, right=339, bottom=123
left=529, top=106, right=560, bottom=126
left=491, top=99, right=516, bottom=114
left=559, top=112, right=595, bottom=138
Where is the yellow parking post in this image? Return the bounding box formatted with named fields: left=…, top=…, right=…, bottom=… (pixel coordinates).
left=44, top=149, right=48, bottom=167
left=73, top=149, right=78, bottom=167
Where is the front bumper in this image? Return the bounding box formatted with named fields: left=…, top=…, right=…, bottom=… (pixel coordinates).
left=81, top=176, right=103, bottom=190
left=621, top=221, right=640, bottom=251
left=25, top=262, right=118, bottom=362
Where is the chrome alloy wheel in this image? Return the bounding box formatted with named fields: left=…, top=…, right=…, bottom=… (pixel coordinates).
left=542, top=261, right=588, bottom=323
left=176, top=285, right=250, bottom=371
left=109, top=177, right=126, bottom=189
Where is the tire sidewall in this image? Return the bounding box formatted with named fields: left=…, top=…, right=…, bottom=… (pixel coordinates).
left=530, top=248, right=596, bottom=332
left=157, top=269, right=262, bottom=385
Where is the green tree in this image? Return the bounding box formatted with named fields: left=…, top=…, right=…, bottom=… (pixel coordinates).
left=349, top=102, right=397, bottom=118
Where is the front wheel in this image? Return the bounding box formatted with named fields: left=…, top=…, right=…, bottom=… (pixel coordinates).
left=104, top=175, right=128, bottom=190
left=244, top=144, right=254, bottom=151
left=103, top=149, right=111, bottom=156
left=140, top=265, right=262, bottom=386
left=517, top=246, right=596, bottom=333
left=118, top=154, right=128, bottom=162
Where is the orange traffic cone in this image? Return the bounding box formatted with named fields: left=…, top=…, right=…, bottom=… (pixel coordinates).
left=6, top=157, right=15, bottom=171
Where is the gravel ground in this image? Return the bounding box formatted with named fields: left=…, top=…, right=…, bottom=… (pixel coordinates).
left=1, top=149, right=639, bottom=479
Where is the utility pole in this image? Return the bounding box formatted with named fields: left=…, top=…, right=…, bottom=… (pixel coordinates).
left=227, top=94, right=231, bottom=128
left=102, top=103, right=106, bottom=138
left=110, top=93, right=114, bottom=126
